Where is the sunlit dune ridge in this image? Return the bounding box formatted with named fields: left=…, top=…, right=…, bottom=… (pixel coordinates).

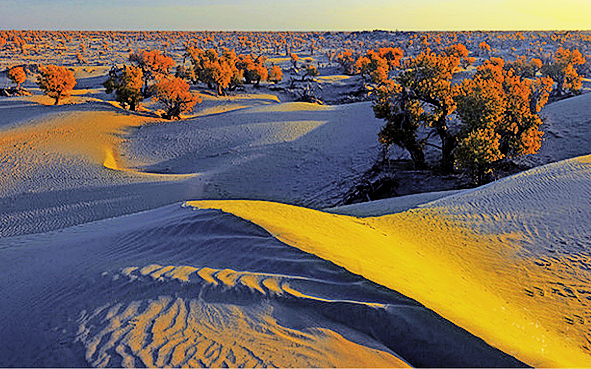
left=189, top=155, right=591, bottom=367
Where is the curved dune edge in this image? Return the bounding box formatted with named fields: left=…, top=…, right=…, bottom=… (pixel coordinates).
left=187, top=199, right=591, bottom=367
left=0, top=106, right=197, bottom=181
left=102, top=146, right=198, bottom=179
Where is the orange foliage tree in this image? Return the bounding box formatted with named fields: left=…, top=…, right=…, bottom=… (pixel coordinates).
left=478, top=41, right=491, bottom=56
left=155, top=76, right=202, bottom=119
left=129, top=49, right=175, bottom=96
left=374, top=46, right=472, bottom=170
left=303, top=63, right=319, bottom=81
left=505, top=56, right=543, bottom=79
left=454, top=58, right=553, bottom=182
left=7, top=66, right=26, bottom=89
left=355, top=47, right=403, bottom=84
left=103, top=65, right=144, bottom=111
left=336, top=49, right=360, bottom=75
left=268, top=65, right=283, bottom=84
left=36, top=65, right=76, bottom=105
left=373, top=48, right=550, bottom=181
left=186, top=47, right=243, bottom=95
left=237, top=54, right=268, bottom=86
left=290, top=53, right=299, bottom=69
left=542, top=47, right=586, bottom=96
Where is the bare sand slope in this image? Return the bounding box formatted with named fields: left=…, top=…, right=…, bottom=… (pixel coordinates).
left=0, top=99, right=205, bottom=237
left=191, top=154, right=591, bottom=367
left=0, top=98, right=382, bottom=237
left=524, top=92, right=591, bottom=166
left=123, top=101, right=384, bottom=208
left=0, top=204, right=525, bottom=367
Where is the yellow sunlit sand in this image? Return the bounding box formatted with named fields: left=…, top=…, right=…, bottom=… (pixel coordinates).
left=3, top=24, right=591, bottom=368
left=189, top=199, right=591, bottom=367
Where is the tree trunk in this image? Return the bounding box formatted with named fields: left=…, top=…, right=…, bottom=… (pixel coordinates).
left=437, top=125, right=456, bottom=172
left=406, top=138, right=427, bottom=169
left=54, top=94, right=60, bottom=105
left=432, top=109, right=456, bottom=172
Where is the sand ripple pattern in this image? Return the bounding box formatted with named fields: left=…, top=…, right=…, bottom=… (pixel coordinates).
left=75, top=265, right=405, bottom=368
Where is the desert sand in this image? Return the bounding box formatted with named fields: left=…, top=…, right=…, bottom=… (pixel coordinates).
left=2, top=30, right=591, bottom=367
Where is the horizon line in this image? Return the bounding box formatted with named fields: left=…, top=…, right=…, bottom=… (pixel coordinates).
left=2, top=28, right=591, bottom=33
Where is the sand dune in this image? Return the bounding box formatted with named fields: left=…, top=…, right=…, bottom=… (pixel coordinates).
left=0, top=99, right=205, bottom=237
left=0, top=203, right=525, bottom=367
left=2, top=78, right=590, bottom=367
left=123, top=100, right=383, bottom=208
left=190, top=155, right=591, bottom=367
left=0, top=96, right=383, bottom=237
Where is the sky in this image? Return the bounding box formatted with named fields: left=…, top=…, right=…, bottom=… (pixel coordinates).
left=0, top=0, right=590, bottom=31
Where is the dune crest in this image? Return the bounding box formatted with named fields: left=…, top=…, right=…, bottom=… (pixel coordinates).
left=121, top=263, right=387, bottom=307
left=189, top=155, right=591, bottom=369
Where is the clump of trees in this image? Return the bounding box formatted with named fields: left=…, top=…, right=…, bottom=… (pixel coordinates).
left=541, top=47, right=586, bottom=97
left=36, top=65, right=76, bottom=105
left=454, top=58, right=553, bottom=181
left=504, top=56, right=542, bottom=79
left=103, top=65, right=144, bottom=111
left=185, top=47, right=243, bottom=95
left=335, top=49, right=359, bottom=75
left=237, top=54, right=268, bottom=86
left=7, top=66, right=26, bottom=89
left=268, top=65, right=283, bottom=84
left=355, top=47, right=404, bottom=84
left=372, top=46, right=553, bottom=183
left=184, top=46, right=282, bottom=95
left=129, top=49, right=174, bottom=96
left=155, top=76, right=201, bottom=119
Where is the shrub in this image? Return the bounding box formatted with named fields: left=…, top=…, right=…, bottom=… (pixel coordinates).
left=36, top=65, right=76, bottom=105
left=155, top=76, right=202, bottom=119
left=8, top=66, right=26, bottom=89
left=103, top=65, right=144, bottom=111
